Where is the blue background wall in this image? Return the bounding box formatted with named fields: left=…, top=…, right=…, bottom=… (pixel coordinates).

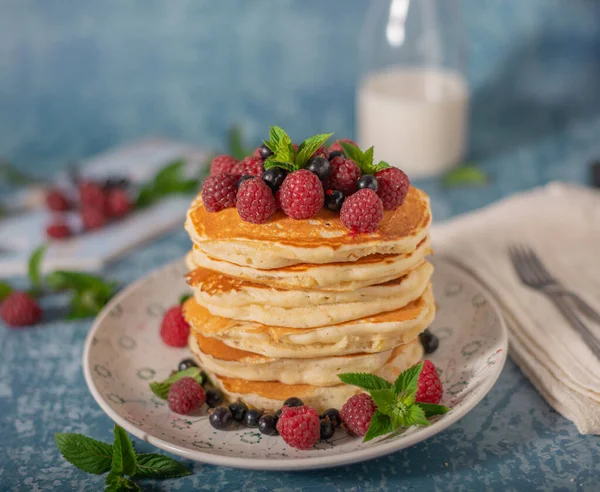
left=1, top=0, right=600, bottom=176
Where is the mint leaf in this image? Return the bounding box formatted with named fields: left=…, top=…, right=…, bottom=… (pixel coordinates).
left=363, top=411, right=394, bottom=443
left=362, top=147, right=375, bottom=169
left=46, top=271, right=116, bottom=297
left=111, top=425, right=137, bottom=477
left=403, top=404, right=430, bottom=427
left=134, top=453, right=192, bottom=478
left=338, top=373, right=392, bottom=391
left=105, top=470, right=120, bottom=486
left=339, top=142, right=364, bottom=165
left=417, top=402, right=450, bottom=418
left=67, top=289, right=110, bottom=319
left=443, top=165, right=488, bottom=188
left=263, top=159, right=296, bottom=173
left=55, top=433, right=113, bottom=475
left=28, top=244, right=47, bottom=290
left=179, top=293, right=192, bottom=305
left=295, top=133, right=334, bottom=168
left=0, top=281, right=12, bottom=302
left=265, top=126, right=287, bottom=152
left=393, top=362, right=423, bottom=396
left=105, top=475, right=141, bottom=492
left=373, top=160, right=392, bottom=172
left=136, top=160, right=198, bottom=209
left=369, top=389, right=396, bottom=416
left=262, top=126, right=296, bottom=171
left=149, top=367, right=204, bottom=399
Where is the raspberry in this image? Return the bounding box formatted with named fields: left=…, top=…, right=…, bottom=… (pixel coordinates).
left=106, top=188, right=132, bottom=218
left=210, top=155, right=239, bottom=175
left=324, top=157, right=361, bottom=196
left=78, top=181, right=107, bottom=209
left=201, top=173, right=238, bottom=213
left=340, top=189, right=383, bottom=233
left=277, top=170, right=324, bottom=219
left=252, top=147, right=262, bottom=158
left=415, top=360, right=443, bottom=404
left=81, top=207, right=107, bottom=230
left=313, top=145, right=328, bottom=158
left=168, top=377, right=206, bottom=415
left=329, top=139, right=358, bottom=154
left=236, top=178, right=277, bottom=224
left=339, top=393, right=376, bottom=436
left=45, top=189, right=70, bottom=212
left=276, top=405, right=320, bottom=450
left=160, top=305, right=191, bottom=347
left=46, top=222, right=72, bottom=239
left=231, top=156, right=264, bottom=178
left=1, top=292, right=42, bottom=328
left=375, top=167, right=410, bottom=210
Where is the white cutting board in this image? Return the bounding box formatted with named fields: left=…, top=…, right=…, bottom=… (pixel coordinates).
left=0, top=138, right=208, bottom=277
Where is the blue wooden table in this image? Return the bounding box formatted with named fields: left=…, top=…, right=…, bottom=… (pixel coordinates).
left=1, top=118, right=600, bottom=491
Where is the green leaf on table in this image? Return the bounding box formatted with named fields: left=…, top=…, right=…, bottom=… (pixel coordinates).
left=0, top=281, right=12, bottom=302
left=295, top=133, right=334, bottom=168
left=417, top=402, right=450, bottom=418
left=111, top=425, right=137, bottom=477
left=443, top=165, right=488, bottom=188
left=149, top=367, right=204, bottom=399
left=134, top=453, right=192, bottom=478
left=28, top=244, right=47, bottom=291
left=67, top=289, right=111, bottom=319
left=393, top=361, right=423, bottom=396
left=337, top=372, right=392, bottom=391
left=54, top=433, right=113, bottom=475
left=363, top=411, right=394, bottom=443
left=105, top=473, right=142, bottom=492
left=135, top=159, right=199, bottom=209
left=46, top=271, right=116, bottom=296
left=0, top=161, right=41, bottom=186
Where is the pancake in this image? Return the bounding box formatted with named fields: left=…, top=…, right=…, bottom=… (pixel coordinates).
left=189, top=331, right=423, bottom=386
left=186, top=261, right=433, bottom=328
left=186, top=236, right=431, bottom=292
left=183, top=284, right=435, bottom=358
left=204, top=341, right=424, bottom=412
left=185, top=186, right=431, bottom=269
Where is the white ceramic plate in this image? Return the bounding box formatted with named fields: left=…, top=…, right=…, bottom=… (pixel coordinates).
left=83, top=258, right=507, bottom=471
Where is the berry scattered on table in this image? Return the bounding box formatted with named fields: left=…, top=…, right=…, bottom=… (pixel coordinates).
left=228, top=401, right=248, bottom=422
left=201, top=173, right=238, bottom=213
left=258, top=414, right=279, bottom=436
left=306, top=156, right=331, bottom=181
left=320, top=408, right=342, bottom=427
left=81, top=206, right=108, bottom=231
left=262, top=168, right=287, bottom=192
left=46, top=222, right=72, bottom=240
left=178, top=358, right=198, bottom=372
left=210, top=155, right=239, bottom=175
left=324, top=157, right=361, bottom=196
left=244, top=409, right=263, bottom=428
left=339, top=393, right=376, bottom=436
left=232, top=156, right=264, bottom=178
left=259, top=144, right=274, bottom=160
left=375, top=167, right=410, bottom=210
left=236, top=178, right=277, bottom=224
left=340, top=189, right=384, bottom=233
left=324, top=189, right=345, bottom=212
left=329, top=139, right=357, bottom=154
left=419, top=329, right=439, bottom=355
left=46, top=189, right=71, bottom=212
left=319, top=419, right=336, bottom=440
left=78, top=181, right=107, bottom=210
left=205, top=389, right=224, bottom=408
left=167, top=377, right=206, bottom=415
left=103, top=176, right=130, bottom=190
left=159, top=305, right=190, bottom=347
left=277, top=170, right=324, bottom=220
left=276, top=405, right=320, bottom=450
left=0, top=292, right=42, bottom=328
left=357, top=174, right=379, bottom=192
left=415, top=360, right=443, bottom=404
left=283, top=396, right=304, bottom=408
left=209, top=406, right=233, bottom=430
left=105, top=188, right=132, bottom=218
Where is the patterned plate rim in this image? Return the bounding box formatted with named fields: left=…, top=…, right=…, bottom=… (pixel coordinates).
left=82, top=258, right=508, bottom=471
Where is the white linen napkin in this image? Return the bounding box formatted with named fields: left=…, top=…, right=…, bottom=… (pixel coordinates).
left=431, top=182, right=600, bottom=434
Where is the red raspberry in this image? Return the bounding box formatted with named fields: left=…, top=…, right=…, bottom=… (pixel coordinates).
left=375, top=167, right=410, bottom=210
left=313, top=145, right=328, bottom=158
left=236, top=178, right=277, bottom=224
left=81, top=207, right=107, bottom=230
left=210, top=155, right=239, bottom=175
left=201, top=173, right=238, bottom=213
left=46, top=222, right=72, bottom=239
left=45, top=189, right=70, bottom=212
left=324, top=157, right=361, bottom=196
left=276, top=405, right=320, bottom=450
left=168, top=377, right=206, bottom=415
left=415, top=360, right=443, bottom=404
left=277, top=170, right=324, bottom=219
left=339, top=393, right=376, bottom=436
left=1, top=292, right=42, bottom=328
left=329, top=139, right=358, bottom=153
left=78, top=181, right=107, bottom=209
left=231, top=156, right=264, bottom=178
left=252, top=147, right=262, bottom=157
left=160, top=305, right=191, bottom=347
left=340, top=189, right=383, bottom=233
left=106, top=188, right=132, bottom=218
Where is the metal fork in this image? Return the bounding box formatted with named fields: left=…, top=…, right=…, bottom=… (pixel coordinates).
left=508, top=245, right=600, bottom=360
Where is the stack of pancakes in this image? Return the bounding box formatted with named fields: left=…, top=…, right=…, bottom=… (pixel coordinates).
left=182, top=186, right=435, bottom=412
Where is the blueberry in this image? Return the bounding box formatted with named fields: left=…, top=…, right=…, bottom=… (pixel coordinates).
left=319, top=419, right=336, bottom=440
left=275, top=408, right=282, bottom=419
left=419, top=328, right=439, bottom=354
left=228, top=401, right=248, bottom=422
left=209, top=406, right=233, bottom=430
left=306, top=156, right=331, bottom=181
left=357, top=174, right=379, bottom=192
left=103, top=176, right=130, bottom=190
left=320, top=408, right=342, bottom=427
left=244, top=409, right=262, bottom=428
left=325, top=190, right=345, bottom=212
left=205, top=389, right=223, bottom=408
left=283, top=397, right=304, bottom=407
left=328, top=150, right=344, bottom=160
left=262, top=168, right=287, bottom=192
left=237, top=175, right=254, bottom=188
left=258, top=414, right=279, bottom=436
left=259, top=144, right=274, bottom=160
left=178, top=359, right=198, bottom=372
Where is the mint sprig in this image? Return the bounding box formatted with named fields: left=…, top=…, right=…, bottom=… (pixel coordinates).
left=149, top=367, right=204, bottom=399
left=136, top=159, right=198, bottom=209
left=295, top=133, right=334, bottom=168
left=0, top=281, right=12, bottom=302
left=443, top=165, right=488, bottom=188
left=263, top=126, right=333, bottom=172
left=339, top=362, right=450, bottom=442
left=55, top=424, right=191, bottom=491
left=339, top=142, right=391, bottom=175
left=28, top=244, right=47, bottom=293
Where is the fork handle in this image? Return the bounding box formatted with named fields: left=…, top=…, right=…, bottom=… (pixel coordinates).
left=565, top=292, right=600, bottom=325
left=547, top=293, right=600, bottom=361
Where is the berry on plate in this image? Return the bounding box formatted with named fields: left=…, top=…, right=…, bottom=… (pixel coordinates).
left=419, top=328, right=439, bottom=354
left=178, top=358, right=198, bottom=371
left=160, top=305, right=190, bottom=347
left=324, top=157, right=361, bottom=196
left=209, top=406, right=233, bottom=430
left=339, top=393, right=376, bottom=436
left=46, top=188, right=71, bottom=212
left=210, top=155, right=239, bottom=175
left=206, top=389, right=223, bottom=408
left=415, top=360, right=443, bottom=404
left=375, top=167, right=410, bottom=210
left=340, top=188, right=384, bottom=233
left=228, top=401, right=248, bottom=422
left=277, top=169, right=324, bottom=220
left=167, top=377, right=206, bottom=415
left=236, top=178, right=277, bottom=224
left=319, top=419, right=336, bottom=440
left=201, top=173, right=238, bottom=213
left=258, top=414, right=279, bottom=436
left=276, top=405, right=320, bottom=450
left=1, top=292, right=42, bottom=328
